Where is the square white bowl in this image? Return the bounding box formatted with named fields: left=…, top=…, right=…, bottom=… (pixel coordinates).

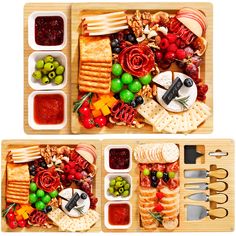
left=104, top=173, right=132, bottom=201
left=28, top=51, right=67, bottom=90
left=28, top=11, right=67, bottom=50
left=104, top=201, right=132, bottom=229
left=104, top=145, right=132, bottom=173
left=28, top=90, right=67, bottom=130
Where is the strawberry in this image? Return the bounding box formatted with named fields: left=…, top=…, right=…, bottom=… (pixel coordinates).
left=166, top=33, right=177, bottom=43
left=156, top=192, right=165, bottom=200
left=159, top=38, right=169, bottom=50
left=167, top=43, right=178, bottom=52
left=175, top=49, right=186, bottom=60
left=154, top=203, right=164, bottom=212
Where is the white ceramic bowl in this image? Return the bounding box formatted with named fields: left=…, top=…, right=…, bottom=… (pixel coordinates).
left=104, top=201, right=132, bottom=229
left=104, top=173, right=132, bottom=201
left=104, top=145, right=132, bottom=173
left=28, top=51, right=67, bottom=90
left=28, top=11, right=67, bottom=50
left=28, top=90, right=67, bottom=130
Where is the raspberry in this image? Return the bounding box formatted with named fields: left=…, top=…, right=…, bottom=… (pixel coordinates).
left=155, top=51, right=163, bottom=61
left=154, top=203, right=164, bottom=212
left=67, top=174, right=75, bottom=181
left=68, top=161, right=76, bottom=168
left=164, top=51, right=175, bottom=61
left=167, top=43, right=178, bottom=52
left=159, top=38, right=169, bottom=50
left=75, top=172, right=83, bottom=180
left=166, top=33, right=177, bottom=43
left=156, top=192, right=165, bottom=200
left=64, top=164, right=70, bottom=173
left=175, top=49, right=186, bottom=60
left=69, top=168, right=76, bottom=175
left=176, top=38, right=186, bottom=49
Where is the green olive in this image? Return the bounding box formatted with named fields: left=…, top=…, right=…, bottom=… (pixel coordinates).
left=109, top=187, right=114, bottom=194
left=41, top=76, right=50, bottom=84
left=122, top=190, right=129, bottom=197
left=115, top=181, right=123, bottom=188
left=124, top=183, right=130, bottom=190
left=44, top=63, right=54, bottom=72
left=44, top=55, right=54, bottom=63
left=113, top=191, right=120, bottom=197
left=32, top=70, right=42, bottom=80
left=56, top=65, right=65, bottom=75
left=110, top=179, right=116, bottom=187
left=115, top=176, right=123, bottom=182
left=119, top=187, right=124, bottom=193
left=48, top=71, right=56, bottom=80
left=54, top=75, right=64, bottom=85
left=53, top=60, right=60, bottom=69
left=36, top=59, right=44, bottom=69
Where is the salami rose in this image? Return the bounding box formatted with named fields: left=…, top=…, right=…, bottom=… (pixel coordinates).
left=35, top=166, right=60, bottom=193
left=118, top=45, right=155, bottom=77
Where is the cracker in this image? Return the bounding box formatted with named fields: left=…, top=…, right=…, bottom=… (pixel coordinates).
left=177, top=112, right=189, bottom=133
left=6, top=199, right=28, bottom=204
left=81, top=65, right=112, bottom=73
left=7, top=190, right=28, bottom=196
left=79, top=74, right=110, bottom=83
left=153, top=111, right=172, bottom=132
left=83, top=62, right=112, bottom=67
left=163, top=114, right=181, bottom=134
left=137, top=99, right=165, bottom=125
left=79, top=80, right=110, bottom=89
left=79, top=85, right=110, bottom=94
left=80, top=36, right=112, bottom=63
left=162, top=143, right=179, bottom=163
left=80, top=70, right=111, bottom=78
left=186, top=110, right=198, bottom=131
left=7, top=163, right=30, bottom=182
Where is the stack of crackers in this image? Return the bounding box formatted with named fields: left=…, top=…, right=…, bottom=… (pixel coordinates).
left=48, top=207, right=100, bottom=232
left=137, top=99, right=211, bottom=134
left=79, top=36, right=112, bottom=94
left=6, top=163, right=30, bottom=204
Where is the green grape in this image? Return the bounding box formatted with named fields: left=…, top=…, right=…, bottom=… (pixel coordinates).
left=111, top=78, right=123, bottom=93
left=112, top=63, right=123, bottom=76
left=29, top=193, right=37, bottom=204
left=49, top=190, right=58, bottom=198
left=139, top=73, right=152, bottom=85
left=143, top=168, right=150, bottom=176
left=119, top=89, right=134, bottom=103
left=36, top=189, right=45, bottom=198
left=128, top=79, right=142, bottom=93
left=30, top=182, right=37, bottom=192
left=42, top=194, right=51, bottom=204
left=35, top=201, right=45, bottom=211
left=121, top=73, right=133, bottom=84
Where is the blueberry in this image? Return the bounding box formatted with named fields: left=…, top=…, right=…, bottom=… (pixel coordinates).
left=135, top=96, right=144, bottom=105
left=30, top=170, right=36, bottom=176
left=112, top=47, right=122, bottom=54
left=184, top=78, right=193, bottom=87
left=130, top=100, right=137, bottom=108
left=111, top=39, right=119, bottom=48
left=151, top=181, right=158, bottom=188
left=81, top=193, right=87, bottom=200
left=127, top=34, right=136, bottom=43
left=163, top=172, right=169, bottom=183
left=46, top=205, right=52, bottom=213
left=151, top=171, right=157, bottom=177
left=40, top=161, right=47, bottom=168
left=29, top=165, right=35, bottom=172
left=151, top=175, right=157, bottom=182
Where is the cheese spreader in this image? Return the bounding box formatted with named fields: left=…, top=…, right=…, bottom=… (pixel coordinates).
left=185, top=181, right=228, bottom=192
left=187, top=193, right=228, bottom=204
left=187, top=205, right=228, bottom=221
left=184, top=168, right=228, bottom=179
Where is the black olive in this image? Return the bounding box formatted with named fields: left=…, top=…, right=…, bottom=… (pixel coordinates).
left=130, top=100, right=137, bottom=108
left=151, top=171, right=157, bottom=177
left=114, top=93, right=120, bottom=99
left=163, top=172, right=169, bottom=183
left=46, top=205, right=52, bottom=213
left=81, top=193, right=87, bottom=200
left=151, top=175, right=157, bottom=182
left=151, top=181, right=158, bottom=188
left=184, top=78, right=193, bottom=87
left=29, top=165, right=35, bottom=172
left=135, top=96, right=144, bottom=105
left=40, top=161, right=47, bottom=168
left=112, top=47, right=122, bottom=54
left=30, top=170, right=36, bottom=176
left=111, top=39, right=119, bottom=48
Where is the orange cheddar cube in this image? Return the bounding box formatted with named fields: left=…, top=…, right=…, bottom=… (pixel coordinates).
left=22, top=212, right=29, bottom=220
left=107, top=97, right=117, bottom=108
left=16, top=215, right=23, bottom=221
left=92, top=109, right=102, bottom=118
left=101, top=105, right=111, bottom=116
left=93, top=100, right=105, bottom=110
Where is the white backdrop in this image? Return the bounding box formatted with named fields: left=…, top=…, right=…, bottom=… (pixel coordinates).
left=0, top=0, right=235, bottom=235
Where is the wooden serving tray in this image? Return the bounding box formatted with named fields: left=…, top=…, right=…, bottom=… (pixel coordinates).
left=1, top=139, right=234, bottom=232
left=24, top=2, right=213, bottom=134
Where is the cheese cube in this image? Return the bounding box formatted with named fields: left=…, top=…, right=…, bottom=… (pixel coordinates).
left=22, top=212, right=29, bottom=220
left=93, top=100, right=105, bottom=110
left=101, top=105, right=111, bottom=116
left=92, top=109, right=102, bottom=118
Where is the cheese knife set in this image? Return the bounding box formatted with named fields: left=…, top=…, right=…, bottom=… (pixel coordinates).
left=1, top=139, right=234, bottom=232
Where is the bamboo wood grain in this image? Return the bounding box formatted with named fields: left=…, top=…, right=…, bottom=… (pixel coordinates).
left=209, top=169, right=228, bottom=179
left=71, top=2, right=213, bottom=134
left=208, top=208, right=228, bottom=218
left=209, top=194, right=228, bottom=204
left=1, top=139, right=234, bottom=232
left=208, top=182, right=228, bottom=192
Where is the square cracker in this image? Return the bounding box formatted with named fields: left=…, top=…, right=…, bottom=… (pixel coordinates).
left=7, top=163, right=29, bottom=182
left=177, top=112, right=189, bottom=133
left=163, top=114, right=182, bottom=134
left=80, top=36, right=112, bottom=63
left=153, top=111, right=172, bottom=132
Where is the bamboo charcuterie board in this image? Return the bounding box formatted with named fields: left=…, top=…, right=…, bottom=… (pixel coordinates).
left=1, top=139, right=234, bottom=232
left=24, top=2, right=213, bottom=134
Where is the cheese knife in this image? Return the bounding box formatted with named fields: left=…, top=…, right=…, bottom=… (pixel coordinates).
left=184, top=168, right=228, bottom=179
left=185, top=181, right=228, bottom=192
left=186, top=205, right=228, bottom=221
left=187, top=192, right=228, bottom=204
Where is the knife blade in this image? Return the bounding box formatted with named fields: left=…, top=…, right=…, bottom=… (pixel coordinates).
left=184, top=168, right=228, bottom=179
left=187, top=193, right=228, bottom=204
left=187, top=205, right=228, bottom=221
left=185, top=181, right=227, bottom=192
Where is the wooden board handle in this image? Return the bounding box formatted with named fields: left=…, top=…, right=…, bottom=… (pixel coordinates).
left=208, top=181, right=227, bottom=192
left=208, top=169, right=228, bottom=179
left=208, top=208, right=228, bottom=218
left=209, top=193, right=228, bottom=204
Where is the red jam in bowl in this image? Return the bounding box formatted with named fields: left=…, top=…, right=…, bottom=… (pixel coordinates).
left=108, top=203, right=130, bottom=225
left=35, top=16, right=64, bottom=46
left=34, top=94, right=64, bottom=125
left=109, top=148, right=130, bottom=170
